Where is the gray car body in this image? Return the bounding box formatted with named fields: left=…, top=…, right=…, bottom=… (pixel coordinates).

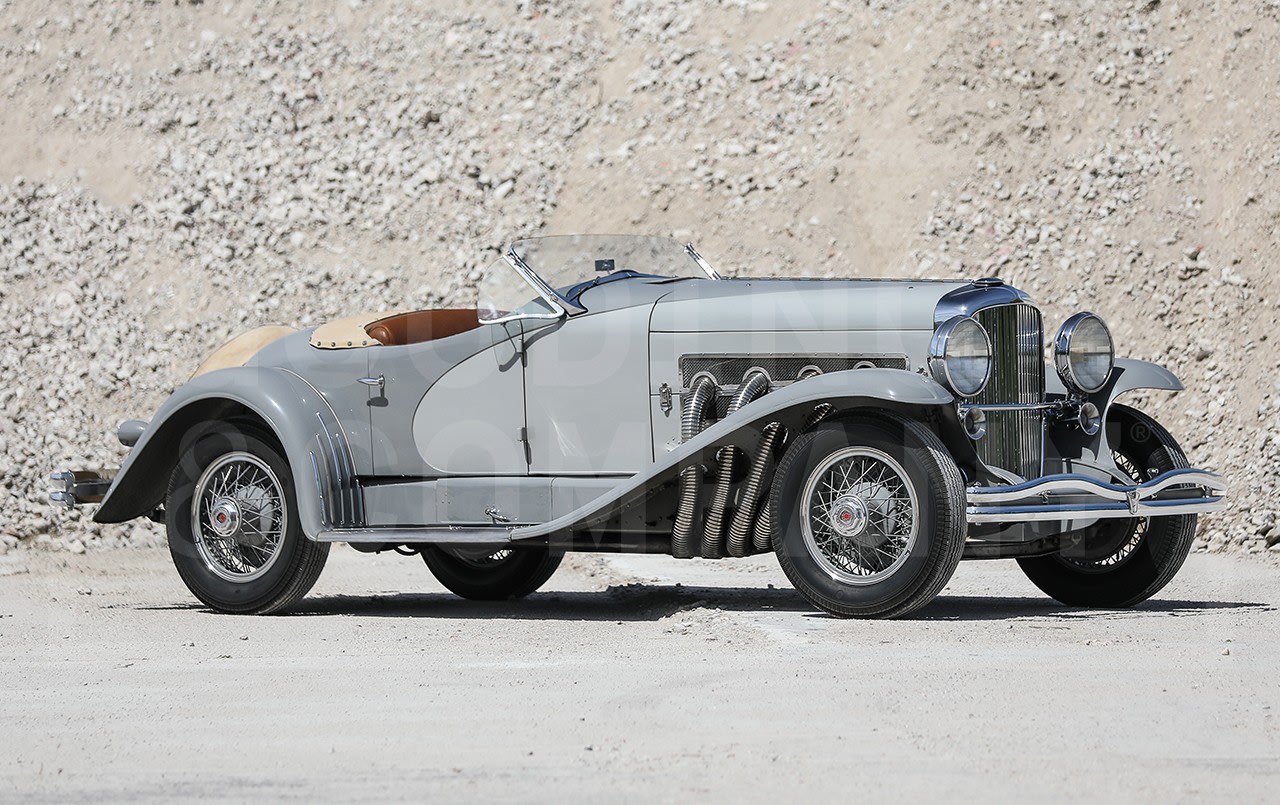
left=93, top=270, right=1188, bottom=547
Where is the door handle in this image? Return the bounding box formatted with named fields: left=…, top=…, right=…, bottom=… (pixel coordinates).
left=357, top=375, right=385, bottom=392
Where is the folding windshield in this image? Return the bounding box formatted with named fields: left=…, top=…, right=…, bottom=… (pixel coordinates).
left=477, top=234, right=720, bottom=323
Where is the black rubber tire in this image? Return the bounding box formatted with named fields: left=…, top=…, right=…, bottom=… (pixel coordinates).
left=421, top=546, right=563, bottom=601
left=166, top=427, right=329, bottom=614
left=1017, top=405, right=1197, bottom=608
left=768, top=413, right=967, bottom=619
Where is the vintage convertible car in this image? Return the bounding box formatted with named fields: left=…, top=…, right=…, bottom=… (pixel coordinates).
left=51, top=235, right=1227, bottom=618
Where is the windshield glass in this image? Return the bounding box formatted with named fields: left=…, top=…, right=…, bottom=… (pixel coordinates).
left=477, top=234, right=717, bottom=323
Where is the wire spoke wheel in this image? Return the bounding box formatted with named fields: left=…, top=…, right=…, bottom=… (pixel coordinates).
left=1060, top=449, right=1148, bottom=573
left=420, top=544, right=563, bottom=601
left=447, top=547, right=515, bottom=569
left=800, top=446, right=920, bottom=585
left=769, top=415, right=966, bottom=619
left=191, top=451, right=288, bottom=583
left=1017, top=404, right=1199, bottom=609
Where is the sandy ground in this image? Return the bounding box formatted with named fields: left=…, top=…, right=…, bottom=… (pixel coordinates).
left=2, top=546, right=1277, bottom=803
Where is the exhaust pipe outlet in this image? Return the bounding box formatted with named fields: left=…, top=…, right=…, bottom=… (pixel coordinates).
left=671, top=376, right=717, bottom=559
left=702, top=371, right=769, bottom=558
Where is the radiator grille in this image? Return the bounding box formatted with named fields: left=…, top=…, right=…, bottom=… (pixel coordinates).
left=972, top=304, right=1045, bottom=479
left=680, top=354, right=908, bottom=389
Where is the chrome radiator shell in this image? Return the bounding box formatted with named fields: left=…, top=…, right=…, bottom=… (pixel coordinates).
left=971, top=303, right=1046, bottom=480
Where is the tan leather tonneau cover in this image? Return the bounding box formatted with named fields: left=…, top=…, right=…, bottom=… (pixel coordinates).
left=309, top=310, right=413, bottom=349
left=191, top=325, right=297, bottom=379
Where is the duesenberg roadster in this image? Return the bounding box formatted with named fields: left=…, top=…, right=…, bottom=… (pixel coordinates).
left=52, top=235, right=1227, bottom=618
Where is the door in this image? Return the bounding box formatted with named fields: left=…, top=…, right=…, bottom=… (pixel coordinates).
left=370, top=321, right=528, bottom=477
left=521, top=305, right=654, bottom=475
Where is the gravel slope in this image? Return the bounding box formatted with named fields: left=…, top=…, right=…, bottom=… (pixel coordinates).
left=0, top=0, right=1276, bottom=553
left=1, top=547, right=1277, bottom=801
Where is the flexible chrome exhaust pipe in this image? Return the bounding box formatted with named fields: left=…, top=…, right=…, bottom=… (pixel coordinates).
left=749, top=371, right=832, bottom=553
left=702, top=372, right=769, bottom=558
left=730, top=421, right=782, bottom=557
left=671, top=376, right=717, bottom=559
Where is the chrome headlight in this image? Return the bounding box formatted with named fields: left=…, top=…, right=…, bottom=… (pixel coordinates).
left=1054, top=312, right=1114, bottom=394
left=928, top=316, right=992, bottom=397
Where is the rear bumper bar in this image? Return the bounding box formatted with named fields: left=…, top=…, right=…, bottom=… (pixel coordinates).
left=966, top=468, right=1227, bottom=524
left=49, top=470, right=115, bottom=509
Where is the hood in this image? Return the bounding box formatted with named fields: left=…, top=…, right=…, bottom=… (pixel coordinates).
left=649, top=278, right=974, bottom=333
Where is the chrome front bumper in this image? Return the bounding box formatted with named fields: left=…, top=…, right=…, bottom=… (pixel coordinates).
left=966, top=468, right=1228, bottom=524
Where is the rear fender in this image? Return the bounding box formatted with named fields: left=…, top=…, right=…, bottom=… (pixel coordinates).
left=94, top=367, right=362, bottom=537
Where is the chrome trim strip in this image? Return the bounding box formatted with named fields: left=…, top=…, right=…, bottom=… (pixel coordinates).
left=959, top=402, right=1059, bottom=413
left=316, top=527, right=515, bottom=545
left=317, top=413, right=349, bottom=527
left=285, top=368, right=366, bottom=528
left=309, top=450, right=330, bottom=528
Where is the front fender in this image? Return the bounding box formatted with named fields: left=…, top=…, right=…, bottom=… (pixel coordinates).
left=94, top=367, right=362, bottom=537
left=513, top=368, right=954, bottom=540
left=1100, top=357, right=1184, bottom=405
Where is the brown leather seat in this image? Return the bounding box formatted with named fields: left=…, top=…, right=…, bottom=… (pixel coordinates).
left=365, top=309, right=481, bottom=347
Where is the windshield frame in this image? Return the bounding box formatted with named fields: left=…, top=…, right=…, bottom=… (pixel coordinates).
left=479, top=237, right=722, bottom=326
left=475, top=249, right=581, bottom=326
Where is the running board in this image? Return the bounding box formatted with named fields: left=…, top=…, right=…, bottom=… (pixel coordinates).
left=315, top=527, right=516, bottom=546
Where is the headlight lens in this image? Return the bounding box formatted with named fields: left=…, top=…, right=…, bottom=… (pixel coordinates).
left=928, top=317, right=992, bottom=397
left=1054, top=312, right=1114, bottom=394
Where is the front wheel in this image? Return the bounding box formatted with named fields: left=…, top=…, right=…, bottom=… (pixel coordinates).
left=166, top=426, right=329, bottom=614
left=1017, top=405, right=1197, bottom=608
left=421, top=545, right=563, bottom=600
left=768, top=413, right=967, bottom=619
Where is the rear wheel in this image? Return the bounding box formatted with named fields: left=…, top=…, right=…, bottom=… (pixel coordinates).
left=166, top=426, right=329, bottom=614
left=1017, top=404, right=1197, bottom=607
left=768, top=413, right=967, bottom=618
left=420, top=545, right=563, bottom=600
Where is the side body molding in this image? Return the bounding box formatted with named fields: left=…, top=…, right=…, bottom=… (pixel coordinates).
left=510, top=368, right=954, bottom=541
left=94, top=367, right=363, bottom=537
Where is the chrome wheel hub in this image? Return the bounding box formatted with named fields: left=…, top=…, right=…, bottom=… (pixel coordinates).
left=209, top=498, right=241, bottom=539
left=800, top=446, right=919, bottom=586
left=828, top=495, right=869, bottom=540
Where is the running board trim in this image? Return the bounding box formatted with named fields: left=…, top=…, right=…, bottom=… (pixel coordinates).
left=315, top=527, right=516, bottom=546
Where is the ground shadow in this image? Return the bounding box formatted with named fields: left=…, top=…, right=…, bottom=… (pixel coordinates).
left=913, top=595, right=1270, bottom=622
left=140, top=584, right=1270, bottom=623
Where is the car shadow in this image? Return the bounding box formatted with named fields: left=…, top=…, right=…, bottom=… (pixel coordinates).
left=141, top=585, right=1270, bottom=622
left=912, top=595, right=1270, bottom=622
